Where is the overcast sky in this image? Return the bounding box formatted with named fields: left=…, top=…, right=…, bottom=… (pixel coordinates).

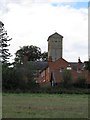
left=0, top=0, right=89, bottom=62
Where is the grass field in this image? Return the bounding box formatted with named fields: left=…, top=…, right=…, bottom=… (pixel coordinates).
left=2, top=93, right=88, bottom=118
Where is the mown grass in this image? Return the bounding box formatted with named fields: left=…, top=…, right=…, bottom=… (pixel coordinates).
left=2, top=93, right=88, bottom=118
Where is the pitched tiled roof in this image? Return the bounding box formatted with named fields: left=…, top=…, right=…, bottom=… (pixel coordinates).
left=47, top=32, right=63, bottom=41
left=27, top=61, right=48, bottom=70
left=16, top=61, right=48, bottom=76
left=17, top=61, right=48, bottom=71
left=70, top=62, right=84, bottom=70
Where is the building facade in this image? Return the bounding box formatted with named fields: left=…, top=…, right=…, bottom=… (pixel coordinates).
left=39, top=32, right=90, bottom=86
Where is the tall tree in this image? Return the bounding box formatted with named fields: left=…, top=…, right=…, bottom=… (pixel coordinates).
left=0, top=21, right=12, bottom=63
left=14, top=45, right=42, bottom=65
left=41, top=52, right=48, bottom=61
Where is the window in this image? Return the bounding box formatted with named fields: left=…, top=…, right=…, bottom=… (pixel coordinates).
left=67, top=64, right=72, bottom=70
left=60, top=67, right=64, bottom=72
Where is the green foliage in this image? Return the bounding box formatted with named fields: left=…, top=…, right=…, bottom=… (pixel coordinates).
left=2, top=63, right=19, bottom=90
left=14, top=45, right=48, bottom=66
left=62, top=70, right=72, bottom=88
left=14, top=45, right=41, bottom=65
left=0, top=21, right=12, bottom=63
left=41, top=52, right=48, bottom=61
left=85, top=59, right=90, bottom=72
left=74, top=75, right=87, bottom=88
left=2, top=62, right=40, bottom=91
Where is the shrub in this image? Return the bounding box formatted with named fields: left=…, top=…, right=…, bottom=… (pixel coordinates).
left=74, top=75, right=87, bottom=88
left=62, top=70, right=72, bottom=88
left=2, top=64, right=19, bottom=91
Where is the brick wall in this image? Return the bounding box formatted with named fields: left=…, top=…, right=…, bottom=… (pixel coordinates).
left=39, top=58, right=89, bottom=85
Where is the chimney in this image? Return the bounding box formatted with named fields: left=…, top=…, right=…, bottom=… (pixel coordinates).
left=78, top=57, right=82, bottom=63
left=77, top=57, right=82, bottom=70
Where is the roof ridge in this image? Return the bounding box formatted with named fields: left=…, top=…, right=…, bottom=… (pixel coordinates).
left=47, top=32, right=63, bottom=41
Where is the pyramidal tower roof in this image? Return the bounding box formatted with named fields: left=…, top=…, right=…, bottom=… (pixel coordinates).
left=47, top=32, right=63, bottom=41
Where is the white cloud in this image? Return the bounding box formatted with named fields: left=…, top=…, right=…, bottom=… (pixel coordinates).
left=0, top=1, right=88, bottom=62
left=49, top=0, right=89, bottom=2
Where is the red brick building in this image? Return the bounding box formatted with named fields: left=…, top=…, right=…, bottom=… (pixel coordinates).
left=39, top=33, right=90, bottom=86
left=39, top=57, right=89, bottom=86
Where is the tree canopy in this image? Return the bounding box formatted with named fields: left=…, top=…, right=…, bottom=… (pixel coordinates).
left=14, top=45, right=41, bottom=64
left=85, top=59, right=90, bottom=72
left=14, top=45, right=48, bottom=66
left=41, top=51, right=48, bottom=61
left=0, top=21, right=12, bottom=63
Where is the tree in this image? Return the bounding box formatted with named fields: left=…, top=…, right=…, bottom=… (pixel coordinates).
left=14, top=45, right=48, bottom=66
left=14, top=45, right=41, bottom=65
left=41, top=52, right=48, bottom=61
left=2, top=63, right=19, bottom=91
left=74, top=75, right=87, bottom=88
left=62, top=70, right=72, bottom=88
left=85, top=59, right=90, bottom=72
left=0, top=21, right=12, bottom=63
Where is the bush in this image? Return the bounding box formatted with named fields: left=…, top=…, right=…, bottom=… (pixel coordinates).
left=2, top=64, right=19, bottom=90
left=62, top=70, right=72, bottom=88
left=2, top=62, right=40, bottom=92
left=74, top=75, right=87, bottom=88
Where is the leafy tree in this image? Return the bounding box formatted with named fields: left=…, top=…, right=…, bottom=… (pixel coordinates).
left=14, top=45, right=41, bottom=65
left=14, top=45, right=48, bottom=66
left=16, top=62, right=36, bottom=89
left=74, top=75, right=87, bottom=88
left=62, top=70, right=72, bottom=88
left=2, top=62, right=39, bottom=91
left=0, top=21, right=12, bottom=63
left=2, top=63, right=19, bottom=91
left=41, top=52, right=48, bottom=61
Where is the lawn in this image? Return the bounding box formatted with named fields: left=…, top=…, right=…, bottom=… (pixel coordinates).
left=2, top=93, right=88, bottom=118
